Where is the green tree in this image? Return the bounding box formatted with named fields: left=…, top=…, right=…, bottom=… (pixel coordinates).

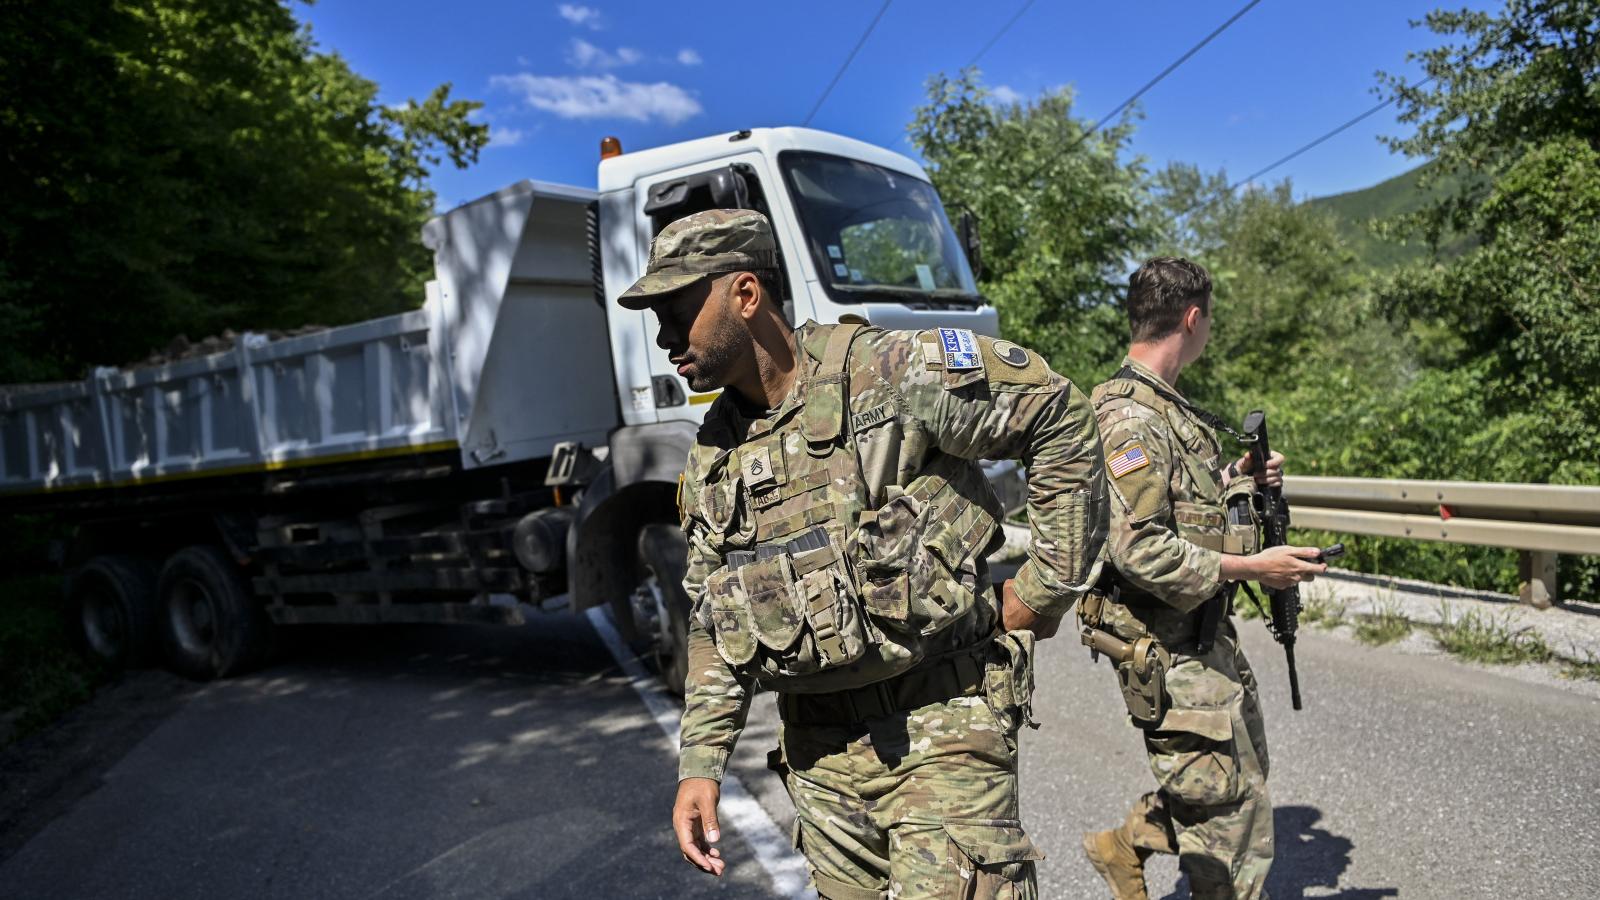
left=1378, top=0, right=1600, bottom=487
left=908, top=70, right=1157, bottom=388
left=0, top=0, right=488, bottom=382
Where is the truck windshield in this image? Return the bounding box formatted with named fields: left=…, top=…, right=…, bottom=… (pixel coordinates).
left=779, top=151, right=980, bottom=306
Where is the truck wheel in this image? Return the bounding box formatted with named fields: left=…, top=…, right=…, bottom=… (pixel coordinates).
left=636, top=524, right=690, bottom=695
left=157, top=545, right=270, bottom=680
left=68, top=555, right=158, bottom=669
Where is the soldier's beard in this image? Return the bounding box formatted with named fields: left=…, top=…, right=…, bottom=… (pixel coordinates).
left=680, top=313, right=748, bottom=394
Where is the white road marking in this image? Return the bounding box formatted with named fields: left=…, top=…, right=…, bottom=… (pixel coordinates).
left=585, top=606, right=812, bottom=898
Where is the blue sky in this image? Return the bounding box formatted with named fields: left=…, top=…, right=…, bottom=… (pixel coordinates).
left=295, top=0, right=1493, bottom=211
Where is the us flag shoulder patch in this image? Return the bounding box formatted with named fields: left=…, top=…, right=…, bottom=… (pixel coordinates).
left=1108, top=444, right=1150, bottom=479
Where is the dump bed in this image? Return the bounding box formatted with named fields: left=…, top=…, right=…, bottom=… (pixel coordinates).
left=0, top=181, right=617, bottom=499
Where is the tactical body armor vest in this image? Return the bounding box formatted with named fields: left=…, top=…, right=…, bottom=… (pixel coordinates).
left=1093, top=375, right=1258, bottom=571
left=1089, top=374, right=1257, bottom=649
left=693, top=324, right=1003, bottom=694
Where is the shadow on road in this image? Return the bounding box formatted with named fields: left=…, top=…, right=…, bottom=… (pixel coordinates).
left=1154, top=805, right=1398, bottom=900
left=1, top=618, right=774, bottom=899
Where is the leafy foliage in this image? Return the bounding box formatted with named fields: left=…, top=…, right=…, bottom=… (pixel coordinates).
left=909, top=70, right=1157, bottom=389
left=0, top=0, right=488, bottom=382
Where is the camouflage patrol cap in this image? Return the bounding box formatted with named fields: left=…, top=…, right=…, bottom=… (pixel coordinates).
left=618, top=209, right=778, bottom=309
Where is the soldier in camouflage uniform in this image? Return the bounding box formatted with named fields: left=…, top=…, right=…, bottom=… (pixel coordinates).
left=1081, top=258, right=1326, bottom=900
left=619, top=209, right=1110, bottom=899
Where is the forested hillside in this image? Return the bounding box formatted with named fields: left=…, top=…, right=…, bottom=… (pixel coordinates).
left=1306, top=164, right=1473, bottom=268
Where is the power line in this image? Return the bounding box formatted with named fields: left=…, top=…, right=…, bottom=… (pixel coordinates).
left=1003, top=0, right=1267, bottom=183
left=885, top=0, right=1037, bottom=149
left=967, top=0, right=1038, bottom=68
left=803, top=0, right=894, bottom=127
left=1073, top=0, right=1263, bottom=148
left=1178, top=77, right=1435, bottom=218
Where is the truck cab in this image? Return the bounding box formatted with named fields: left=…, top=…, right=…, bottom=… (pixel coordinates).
left=596, top=127, right=996, bottom=426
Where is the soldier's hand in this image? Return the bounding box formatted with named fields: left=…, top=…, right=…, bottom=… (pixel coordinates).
left=1237, top=450, right=1285, bottom=488
left=1001, top=578, right=1061, bottom=639
left=1246, top=545, right=1326, bottom=590
left=673, top=777, right=725, bottom=876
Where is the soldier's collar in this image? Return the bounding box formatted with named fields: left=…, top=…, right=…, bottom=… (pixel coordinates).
left=798, top=320, right=829, bottom=364
left=1121, top=355, right=1182, bottom=397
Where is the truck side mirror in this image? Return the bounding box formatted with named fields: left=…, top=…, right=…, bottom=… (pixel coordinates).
left=708, top=168, right=749, bottom=211
left=959, top=208, right=983, bottom=281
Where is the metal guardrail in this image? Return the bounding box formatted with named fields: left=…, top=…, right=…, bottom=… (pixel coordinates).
left=1281, top=476, right=1600, bottom=608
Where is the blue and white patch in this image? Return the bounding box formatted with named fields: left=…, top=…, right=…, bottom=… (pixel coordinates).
left=938, top=328, right=982, bottom=371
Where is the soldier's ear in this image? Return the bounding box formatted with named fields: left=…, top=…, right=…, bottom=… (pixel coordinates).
left=1182, top=303, right=1205, bottom=334
left=729, top=272, right=763, bottom=321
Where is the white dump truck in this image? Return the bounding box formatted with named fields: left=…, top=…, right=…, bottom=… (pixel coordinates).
left=0, top=127, right=1021, bottom=684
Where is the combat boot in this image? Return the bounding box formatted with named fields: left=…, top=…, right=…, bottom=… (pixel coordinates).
left=1083, top=827, right=1149, bottom=900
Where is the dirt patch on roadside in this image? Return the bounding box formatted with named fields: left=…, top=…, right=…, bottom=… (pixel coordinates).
left=0, top=670, right=196, bottom=864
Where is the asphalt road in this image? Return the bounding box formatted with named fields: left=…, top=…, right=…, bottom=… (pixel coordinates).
left=0, top=618, right=773, bottom=900
left=4, top=603, right=1598, bottom=899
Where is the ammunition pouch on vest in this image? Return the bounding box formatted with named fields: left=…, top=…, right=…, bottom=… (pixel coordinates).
left=698, top=323, right=1000, bottom=683
left=853, top=454, right=1001, bottom=639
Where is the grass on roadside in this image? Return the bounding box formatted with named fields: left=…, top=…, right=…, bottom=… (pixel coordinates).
left=1354, top=594, right=1412, bottom=646
left=1560, top=653, right=1600, bottom=682
left=1301, top=585, right=1347, bottom=630
left=1235, top=583, right=1344, bottom=630
left=1429, top=605, right=1554, bottom=666
left=0, top=575, right=110, bottom=746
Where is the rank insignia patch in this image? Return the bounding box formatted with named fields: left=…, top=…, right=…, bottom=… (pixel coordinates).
left=742, top=446, right=775, bottom=487
left=1108, top=444, right=1150, bottom=479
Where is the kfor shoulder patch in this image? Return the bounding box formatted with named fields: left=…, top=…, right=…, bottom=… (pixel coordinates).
left=1108, top=443, right=1151, bottom=479
left=937, top=328, right=982, bottom=371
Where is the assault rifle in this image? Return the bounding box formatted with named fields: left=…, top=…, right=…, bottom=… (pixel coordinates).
left=1243, top=409, right=1305, bottom=711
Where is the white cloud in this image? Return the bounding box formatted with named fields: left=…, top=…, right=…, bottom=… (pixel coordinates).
left=568, top=38, right=643, bottom=69
left=676, top=48, right=702, bottom=66
left=990, top=84, right=1023, bottom=106
left=557, top=4, right=602, bottom=29
left=489, top=127, right=526, bottom=148
left=491, top=73, right=703, bottom=125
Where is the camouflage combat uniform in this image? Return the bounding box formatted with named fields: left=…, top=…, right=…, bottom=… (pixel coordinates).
left=1089, top=356, right=1273, bottom=899
left=678, top=319, right=1109, bottom=900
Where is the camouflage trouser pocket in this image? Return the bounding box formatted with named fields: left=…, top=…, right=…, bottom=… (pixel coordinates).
left=1143, top=707, right=1242, bottom=808
left=944, top=821, right=1042, bottom=899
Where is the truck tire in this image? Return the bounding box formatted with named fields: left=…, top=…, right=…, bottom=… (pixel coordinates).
left=637, top=524, right=690, bottom=695
left=157, top=545, right=271, bottom=680
left=68, top=555, right=159, bottom=669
